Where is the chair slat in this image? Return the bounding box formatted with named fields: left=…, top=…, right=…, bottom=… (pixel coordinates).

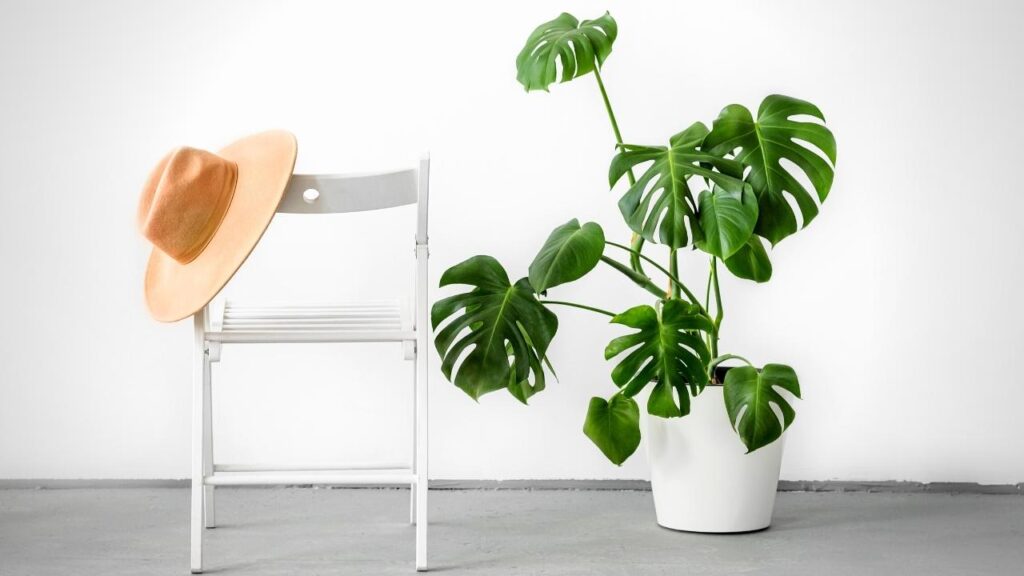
left=215, top=462, right=409, bottom=472
left=205, top=330, right=417, bottom=343
left=227, top=303, right=399, bottom=309
left=224, top=312, right=398, bottom=319
left=205, top=472, right=416, bottom=486
left=226, top=307, right=399, bottom=313
left=224, top=313, right=399, bottom=320
left=218, top=299, right=408, bottom=339
left=223, top=326, right=402, bottom=332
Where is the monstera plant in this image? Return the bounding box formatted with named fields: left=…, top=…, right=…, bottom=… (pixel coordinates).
left=433, top=12, right=836, bottom=464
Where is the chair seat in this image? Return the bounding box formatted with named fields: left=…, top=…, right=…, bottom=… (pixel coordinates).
left=206, top=301, right=416, bottom=343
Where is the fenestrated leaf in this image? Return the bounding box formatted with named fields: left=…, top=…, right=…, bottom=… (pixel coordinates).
left=583, top=394, right=640, bottom=465
left=528, top=219, right=605, bottom=293
left=704, top=94, right=837, bottom=245
left=432, top=256, right=558, bottom=403
left=604, top=299, right=714, bottom=418
left=516, top=12, right=617, bottom=92
left=723, top=235, right=773, bottom=282
left=723, top=364, right=801, bottom=452
left=610, top=122, right=746, bottom=249
left=696, top=184, right=758, bottom=259
left=505, top=329, right=548, bottom=404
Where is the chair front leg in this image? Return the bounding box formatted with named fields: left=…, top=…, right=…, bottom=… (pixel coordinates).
left=414, top=339, right=428, bottom=570
left=191, top=311, right=207, bottom=573
left=203, top=354, right=215, bottom=529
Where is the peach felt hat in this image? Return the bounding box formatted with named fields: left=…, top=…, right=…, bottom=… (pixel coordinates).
left=138, top=130, right=297, bottom=322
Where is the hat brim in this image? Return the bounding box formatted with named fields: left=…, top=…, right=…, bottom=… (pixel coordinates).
left=144, top=130, right=297, bottom=322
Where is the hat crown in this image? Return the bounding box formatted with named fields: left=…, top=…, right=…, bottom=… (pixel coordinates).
left=138, top=147, right=238, bottom=264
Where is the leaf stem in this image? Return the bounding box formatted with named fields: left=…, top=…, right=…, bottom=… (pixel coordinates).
left=541, top=299, right=616, bottom=318
left=705, top=265, right=713, bottom=311
left=593, top=67, right=646, bottom=277
left=704, top=265, right=714, bottom=351
left=669, top=248, right=681, bottom=300
left=708, top=353, right=753, bottom=384
left=710, top=354, right=753, bottom=369
left=605, top=241, right=702, bottom=307
left=710, top=256, right=723, bottom=358
left=712, top=257, right=723, bottom=327
left=630, top=235, right=646, bottom=278
left=599, top=255, right=665, bottom=299
left=593, top=67, right=631, bottom=186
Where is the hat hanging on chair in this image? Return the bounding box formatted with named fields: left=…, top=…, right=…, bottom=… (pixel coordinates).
left=138, top=130, right=297, bottom=322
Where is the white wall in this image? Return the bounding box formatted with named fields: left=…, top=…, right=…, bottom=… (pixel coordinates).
left=1, top=0, right=1022, bottom=483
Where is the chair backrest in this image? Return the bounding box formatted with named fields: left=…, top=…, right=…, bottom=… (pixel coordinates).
left=278, top=155, right=430, bottom=245
left=208, top=156, right=429, bottom=331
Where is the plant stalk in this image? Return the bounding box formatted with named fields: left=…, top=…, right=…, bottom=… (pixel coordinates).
left=704, top=265, right=714, bottom=351
left=669, top=248, right=681, bottom=299
left=593, top=67, right=646, bottom=276
left=708, top=353, right=752, bottom=385
left=704, top=265, right=713, bottom=311
left=593, top=68, right=630, bottom=184
left=709, top=353, right=753, bottom=369
left=710, top=256, right=723, bottom=358
left=604, top=241, right=702, bottom=308
left=600, top=255, right=665, bottom=299
left=540, top=299, right=615, bottom=318
left=629, top=235, right=646, bottom=277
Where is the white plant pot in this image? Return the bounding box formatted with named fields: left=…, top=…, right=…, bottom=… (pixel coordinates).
left=646, top=385, right=785, bottom=533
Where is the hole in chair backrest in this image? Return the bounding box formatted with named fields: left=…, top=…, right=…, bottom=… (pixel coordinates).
left=302, top=188, right=320, bottom=203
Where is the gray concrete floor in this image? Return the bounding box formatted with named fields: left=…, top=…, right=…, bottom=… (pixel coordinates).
left=0, top=488, right=1021, bottom=575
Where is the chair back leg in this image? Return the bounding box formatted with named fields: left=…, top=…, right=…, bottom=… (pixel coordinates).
left=190, top=309, right=209, bottom=573
left=410, top=355, right=418, bottom=525
left=414, top=246, right=429, bottom=571
left=203, top=351, right=216, bottom=528
left=414, top=345, right=428, bottom=570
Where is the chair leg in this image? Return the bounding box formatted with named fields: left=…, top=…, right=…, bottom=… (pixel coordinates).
left=190, top=314, right=206, bottom=573
left=203, top=355, right=216, bottom=529
left=410, top=360, right=418, bottom=525
left=414, top=342, right=428, bottom=571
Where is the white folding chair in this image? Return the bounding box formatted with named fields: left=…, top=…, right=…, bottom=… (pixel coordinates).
left=188, top=156, right=431, bottom=573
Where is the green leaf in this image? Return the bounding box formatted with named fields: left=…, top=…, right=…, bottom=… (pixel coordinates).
left=723, top=235, right=773, bottom=282
left=604, top=299, right=714, bottom=418
left=696, top=184, right=758, bottom=259
left=723, top=364, right=801, bottom=452
left=505, top=329, right=549, bottom=404
left=704, top=94, right=837, bottom=245
left=528, top=219, right=605, bottom=293
left=432, top=256, right=558, bottom=403
left=516, top=12, right=617, bottom=92
left=583, top=394, right=640, bottom=465
left=610, top=123, right=746, bottom=249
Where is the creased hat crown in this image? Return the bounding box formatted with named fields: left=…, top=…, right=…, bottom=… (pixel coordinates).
left=137, top=147, right=238, bottom=264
